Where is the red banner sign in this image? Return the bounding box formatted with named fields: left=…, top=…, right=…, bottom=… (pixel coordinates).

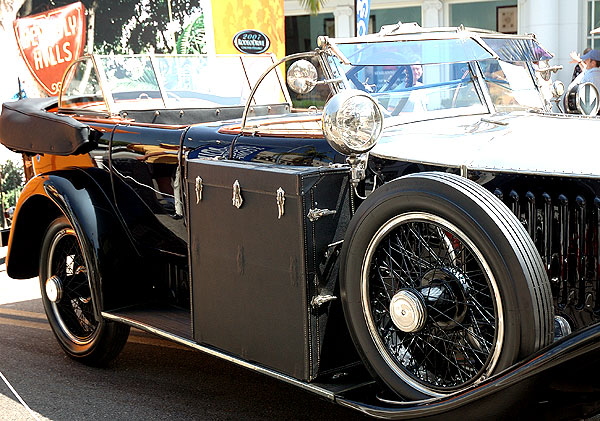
left=13, top=2, right=86, bottom=96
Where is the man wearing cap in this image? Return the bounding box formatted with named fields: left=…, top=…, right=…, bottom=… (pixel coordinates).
left=570, top=49, right=600, bottom=96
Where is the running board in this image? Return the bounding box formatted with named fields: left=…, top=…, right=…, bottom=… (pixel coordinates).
left=101, top=311, right=374, bottom=400
left=103, top=312, right=600, bottom=419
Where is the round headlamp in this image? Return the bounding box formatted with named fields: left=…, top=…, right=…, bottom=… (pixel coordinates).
left=322, top=90, right=383, bottom=155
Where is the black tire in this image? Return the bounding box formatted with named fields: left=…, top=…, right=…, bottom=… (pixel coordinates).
left=340, top=172, right=553, bottom=400
left=40, top=216, right=130, bottom=366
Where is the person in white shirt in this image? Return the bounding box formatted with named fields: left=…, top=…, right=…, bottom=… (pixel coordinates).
left=387, top=64, right=426, bottom=115
left=570, top=49, right=600, bottom=95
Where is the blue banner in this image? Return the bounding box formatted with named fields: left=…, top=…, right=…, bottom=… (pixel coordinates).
left=356, top=0, right=371, bottom=36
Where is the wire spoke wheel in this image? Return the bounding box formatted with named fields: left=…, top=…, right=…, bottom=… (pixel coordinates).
left=340, top=172, right=553, bottom=400
left=363, top=213, right=501, bottom=393
left=47, top=227, right=99, bottom=345
left=40, top=217, right=130, bottom=366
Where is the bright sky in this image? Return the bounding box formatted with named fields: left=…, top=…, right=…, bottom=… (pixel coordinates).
left=0, top=144, right=21, bottom=164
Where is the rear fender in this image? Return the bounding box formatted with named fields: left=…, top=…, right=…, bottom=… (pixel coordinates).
left=7, top=168, right=140, bottom=312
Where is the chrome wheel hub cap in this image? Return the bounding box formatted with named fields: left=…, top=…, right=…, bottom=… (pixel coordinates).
left=45, top=275, right=63, bottom=303
left=390, top=290, right=427, bottom=333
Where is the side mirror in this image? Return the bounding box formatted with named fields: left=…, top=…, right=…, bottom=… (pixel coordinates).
left=287, top=60, right=318, bottom=94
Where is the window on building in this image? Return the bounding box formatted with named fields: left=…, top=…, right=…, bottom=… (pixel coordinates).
left=450, top=0, right=517, bottom=32
left=587, top=0, right=600, bottom=48
left=284, top=7, right=421, bottom=55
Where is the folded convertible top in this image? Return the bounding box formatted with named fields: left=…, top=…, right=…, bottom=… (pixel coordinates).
left=0, top=98, right=98, bottom=156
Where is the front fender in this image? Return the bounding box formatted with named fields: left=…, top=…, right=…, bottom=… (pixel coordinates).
left=337, top=322, right=600, bottom=419
left=7, top=167, right=139, bottom=311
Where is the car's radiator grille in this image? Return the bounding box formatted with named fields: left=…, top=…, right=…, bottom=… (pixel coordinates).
left=492, top=185, right=600, bottom=330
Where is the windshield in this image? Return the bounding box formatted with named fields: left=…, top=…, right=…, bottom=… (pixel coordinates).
left=59, top=54, right=288, bottom=114
left=333, top=37, right=494, bottom=65
left=330, top=57, right=488, bottom=124
left=481, top=37, right=553, bottom=62
left=326, top=38, right=546, bottom=123
left=478, top=59, right=544, bottom=110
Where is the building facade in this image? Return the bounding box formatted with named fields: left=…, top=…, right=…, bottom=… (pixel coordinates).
left=284, top=0, right=600, bottom=86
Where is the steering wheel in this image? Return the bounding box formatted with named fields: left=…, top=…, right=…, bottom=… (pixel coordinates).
left=345, top=66, right=372, bottom=92
left=451, top=68, right=473, bottom=108
left=388, top=66, right=414, bottom=115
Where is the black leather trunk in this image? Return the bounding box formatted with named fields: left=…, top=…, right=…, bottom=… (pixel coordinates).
left=186, top=158, right=350, bottom=380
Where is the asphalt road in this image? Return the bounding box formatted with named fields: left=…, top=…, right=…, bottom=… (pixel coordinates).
left=0, top=247, right=370, bottom=421
left=3, top=246, right=599, bottom=421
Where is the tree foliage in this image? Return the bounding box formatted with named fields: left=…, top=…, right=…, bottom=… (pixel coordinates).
left=1, top=160, right=24, bottom=208
left=300, top=0, right=326, bottom=15
left=19, top=0, right=325, bottom=53
left=175, top=13, right=205, bottom=53
left=21, top=0, right=202, bottom=54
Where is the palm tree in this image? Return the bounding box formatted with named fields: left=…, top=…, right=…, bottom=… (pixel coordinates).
left=300, top=0, right=326, bottom=14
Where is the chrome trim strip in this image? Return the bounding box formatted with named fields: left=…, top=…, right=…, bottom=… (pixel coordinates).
left=370, top=150, right=600, bottom=181
left=101, top=311, right=336, bottom=401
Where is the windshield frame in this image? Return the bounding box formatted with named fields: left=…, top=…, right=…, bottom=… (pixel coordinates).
left=58, top=53, right=291, bottom=116
left=322, top=33, right=548, bottom=124
left=327, top=33, right=497, bottom=66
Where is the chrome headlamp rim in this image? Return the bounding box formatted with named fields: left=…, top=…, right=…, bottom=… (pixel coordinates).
left=321, top=89, right=383, bottom=156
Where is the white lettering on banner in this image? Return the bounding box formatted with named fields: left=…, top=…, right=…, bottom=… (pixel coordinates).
left=356, top=0, right=371, bottom=36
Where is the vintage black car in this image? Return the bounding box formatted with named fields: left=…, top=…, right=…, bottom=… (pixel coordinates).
left=1, top=24, right=600, bottom=419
